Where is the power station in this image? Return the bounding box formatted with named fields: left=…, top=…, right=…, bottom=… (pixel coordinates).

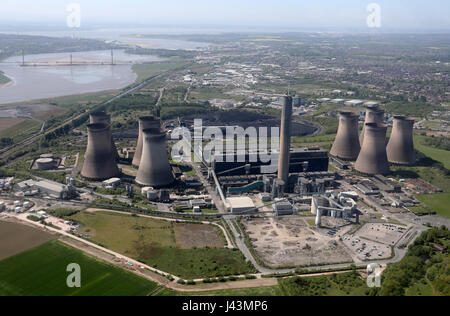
left=89, top=111, right=119, bottom=161
left=81, top=123, right=120, bottom=180
left=135, top=128, right=175, bottom=188
left=132, top=116, right=161, bottom=168
left=360, top=106, right=385, bottom=146
left=330, top=112, right=361, bottom=161
left=387, top=116, right=416, bottom=165
left=355, top=123, right=390, bottom=175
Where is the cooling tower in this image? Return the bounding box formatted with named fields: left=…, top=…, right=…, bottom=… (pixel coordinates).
left=355, top=123, right=390, bottom=175
left=360, top=106, right=385, bottom=146
left=278, top=96, right=293, bottom=185
left=89, top=112, right=119, bottom=161
left=330, top=112, right=361, bottom=160
left=387, top=116, right=416, bottom=165
left=135, top=128, right=174, bottom=188
left=81, top=123, right=120, bottom=180
left=132, top=116, right=161, bottom=168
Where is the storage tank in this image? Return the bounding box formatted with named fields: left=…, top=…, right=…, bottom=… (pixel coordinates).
left=81, top=123, right=120, bottom=180
left=36, top=158, right=55, bottom=170
left=387, top=116, right=416, bottom=165
left=330, top=112, right=361, bottom=161
left=90, top=112, right=119, bottom=161
left=132, top=116, right=161, bottom=168
left=360, top=106, right=385, bottom=146
left=355, top=123, right=390, bottom=175
left=135, top=128, right=174, bottom=187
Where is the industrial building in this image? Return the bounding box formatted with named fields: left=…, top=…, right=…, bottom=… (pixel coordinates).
left=330, top=112, right=361, bottom=161
left=135, top=128, right=175, bottom=188
left=209, top=147, right=329, bottom=177
left=81, top=123, right=120, bottom=181
left=15, top=179, right=76, bottom=200
left=226, top=197, right=255, bottom=214
left=387, top=116, right=416, bottom=165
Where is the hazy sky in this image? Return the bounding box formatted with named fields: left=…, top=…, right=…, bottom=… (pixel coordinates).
left=1, top=0, right=449, bottom=31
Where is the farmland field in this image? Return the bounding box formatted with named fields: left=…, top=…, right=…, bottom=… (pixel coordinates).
left=0, top=241, right=158, bottom=296
left=70, top=211, right=256, bottom=279
left=0, top=118, right=25, bottom=133
left=0, top=221, right=55, bottom=261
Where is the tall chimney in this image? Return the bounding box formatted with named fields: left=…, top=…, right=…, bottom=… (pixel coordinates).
left=132, top=116, right=161, bottom=168
left=89, top=111, right=119, bottom=161
left=360, top=106, right=385, bottom=146
left=387, top=116, right=416, bottom=165
left=278, top=96, right=293, bottom=184
left=135, top=128, right=174, bottom=188
left=355, top=123, right=390, bottom=175
left=82, top=123, right=120, bottom=180
left=330, top=112, right=361, bottom=161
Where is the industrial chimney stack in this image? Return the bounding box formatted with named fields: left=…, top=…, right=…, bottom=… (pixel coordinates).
left=387, top=116, right=416, bottom=165
left=135, top=128, right=175, bottom=188
left=82, top=123, right=120, bottom=180
left=330, top=112, right=361, bottom=161
left=89, top=111, right=119, bottom=161
left=132, top=116, right=161, bottom=168
left=360, top=106, right=385, bottom=146
left=278, top=96, right=293, bottom=185
left=355, top=123, right=390, bottom=175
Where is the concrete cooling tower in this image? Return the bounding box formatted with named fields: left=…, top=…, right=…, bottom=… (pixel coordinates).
left=82, top=123, right=120, bottom=180
left=132, top=116, right=161, bottom=168
left=355, top=123, right=390, bottom=175
left=387, top=116, right=416, bottom=165
left=135, top=128, right=174, bottom=188
left=278, top=96, right=293, bottom=185
left=360, top=106, right=385, bottom=146
left=330, top=112, right=361, bottom=161
left=89, top=112, right=119, bottom=161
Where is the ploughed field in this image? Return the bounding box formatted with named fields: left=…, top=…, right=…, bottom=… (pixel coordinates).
left=0, top=221, right=55, bottom=261
left=70, top=211, right=256, bottom=279
left=0, top=240, right=158, bottom=296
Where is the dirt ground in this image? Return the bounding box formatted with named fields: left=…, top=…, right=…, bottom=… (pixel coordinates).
left=0, top=118, right=25, bottom=132
left=0, top=221, right=55, bottom=261
left=243, top=217, right=352, bottom=268
left=174, top=223, right=224, bottom=249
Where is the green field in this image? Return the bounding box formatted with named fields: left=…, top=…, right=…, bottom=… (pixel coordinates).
left=0, top=241, right=158, bottom=296
left=70, top=211, right=256, bottom=279
left=132, top=60, right=191, bottom=82
left=413, top=193, right=450, bottom=219
left=415, top=136, right=450, bottom=170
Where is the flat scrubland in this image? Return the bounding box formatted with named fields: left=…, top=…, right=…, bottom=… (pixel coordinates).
left=70, top=211, right=255, bottom=279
